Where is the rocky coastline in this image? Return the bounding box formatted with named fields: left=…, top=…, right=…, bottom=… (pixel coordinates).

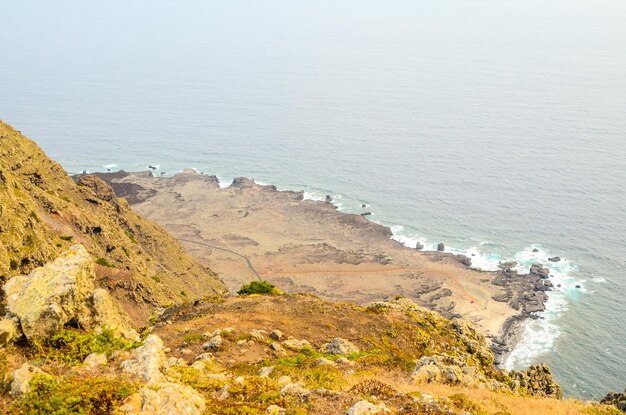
left=91, top=169, right=552, bottom=366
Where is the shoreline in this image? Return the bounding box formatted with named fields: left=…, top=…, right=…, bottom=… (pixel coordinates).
left=90, top=169, right=551, bottom=365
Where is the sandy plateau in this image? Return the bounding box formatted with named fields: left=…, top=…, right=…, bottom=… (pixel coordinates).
left=96, top=170, right=548, bottom=359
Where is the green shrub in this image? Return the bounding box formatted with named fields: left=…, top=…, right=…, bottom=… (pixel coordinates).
left=183, top=333, right=203, bottom=345
left=10, top=374, right=137, bottom=415
left=125, top=231, right=137, bottom=244
left=28, top=328, right=138, bottom=365
left=59, top=235, right=73, bottom=241
left=95, top=257, right=114, bottom=268
left=237, top=281, right=279, bottom=296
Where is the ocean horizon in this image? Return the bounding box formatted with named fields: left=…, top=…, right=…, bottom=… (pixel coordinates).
left=1, top=0, right=625, bottom=399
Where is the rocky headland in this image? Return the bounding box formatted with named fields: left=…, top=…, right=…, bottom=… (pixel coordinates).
left=1, top=120, right=622, bottom=414
left=93, top=169, right=553, bottom=364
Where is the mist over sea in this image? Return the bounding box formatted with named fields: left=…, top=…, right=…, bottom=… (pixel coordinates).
left=1, top=0, right=625, bottom=399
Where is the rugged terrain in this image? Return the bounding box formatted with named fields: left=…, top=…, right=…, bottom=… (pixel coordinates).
left=0, top=121, right=623, bottom=414
left=0, top=121, right=225, bottom=323
left=94, top=169, right=551, bottom=362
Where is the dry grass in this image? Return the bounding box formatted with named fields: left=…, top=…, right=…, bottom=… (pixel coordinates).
left=403, top=383, right=616, bottom=415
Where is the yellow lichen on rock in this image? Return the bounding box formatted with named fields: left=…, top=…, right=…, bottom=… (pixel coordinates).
left=3, top=244, right=137, bottom=342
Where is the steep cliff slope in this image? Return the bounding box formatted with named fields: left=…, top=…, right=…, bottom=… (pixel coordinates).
left=0, top=120, right=225, bottom=322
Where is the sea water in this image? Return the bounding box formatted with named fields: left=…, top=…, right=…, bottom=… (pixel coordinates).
left=1, top=0, right=625, bottom=399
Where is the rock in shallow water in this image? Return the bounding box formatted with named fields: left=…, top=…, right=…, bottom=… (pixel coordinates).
left=530, top=263, right=550, bottom=279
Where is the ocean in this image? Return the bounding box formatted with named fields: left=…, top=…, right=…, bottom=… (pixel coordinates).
left=1, top=0, right=624, bottom=399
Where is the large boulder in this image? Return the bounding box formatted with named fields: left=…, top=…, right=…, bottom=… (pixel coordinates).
left=322, top=338, right=360, bottom=355
left=121, top=334, right=206, bottom=415
left=282, top=338, right=312, bottom=351
left=10, top=363, right=45, bottom=397
left=121, top=334, right=167, bottom=384
left=122, top=382, right=206, bottom=415
left=4, top=245, right=95, bottom=340
left=3, top=245, right=138, bottom=342
left=530, top=264, right=550, bottom=279
left=86, top=288, right=139, bottom=341
left=347, top=400, right=390, bottom=415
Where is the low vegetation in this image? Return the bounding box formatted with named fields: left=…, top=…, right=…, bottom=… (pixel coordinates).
left=28, top=328, right=138, bottom=365
left=9, top=374, right=138, bottom=415
left=237, top=280, right=281, bottom=295
left=95, top=257, right=115, bottom=268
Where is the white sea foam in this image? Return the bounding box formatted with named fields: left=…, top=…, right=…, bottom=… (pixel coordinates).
left=387, top=226, right=583, bottom=369
left=217, top=176, right=231, bottom=188
left=389, top=226, right=433, bottom=251
left=102, top=163, right=117, bottom=169
left=303, top=191, right=325, bottom=201
left=390, top=226, right=503, bottom=270
left=505, top=246, right=582, bottom=370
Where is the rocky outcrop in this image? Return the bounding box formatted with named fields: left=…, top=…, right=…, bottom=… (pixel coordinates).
left=121, top=382, right=206, bottom=415
left=601, top=389, right=626, bottom=412
left=322, top=337, right=360, bottom=355
left=121, top=334, right=167, bottom=383
left=10, top=363, right=45, bottom=397
left=0, top=318, right=20, bottom=346
left=368, top=297, right=431, bottom=314
left=530, top=264, right=550, bottom=279
left=412, top=352, right=562, bottom=399
left=346, top=400, right=390, bottom=415
left=3, top=245, right=138, bottom=342
left=4, top=245, right=96, bottom=340
left=449, top=319, right=493, bottom=365
left=203, top=334, right=222, bottom=351
left=87, top=288, right=139, bottom=341
left=121, top=334, right=206, bottom=414
left=282, top=338, right=312, bottom=351
left=510, top=363, right=563, bottom=399
left=437, top=243, right=445, bottom=252
left=456, top=255, right=472, bottom=267
left=411, top=354, right=496, bottom=389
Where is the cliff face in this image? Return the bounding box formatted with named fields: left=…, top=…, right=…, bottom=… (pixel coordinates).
left=0, top=121, right=225, bottom=323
